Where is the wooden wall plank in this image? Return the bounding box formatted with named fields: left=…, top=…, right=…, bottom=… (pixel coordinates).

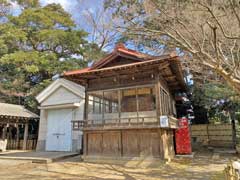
left=84, top=129, right=169, bottom=159
left=122, top=130, right=139, bottom=157
left=102, top=131, right=121, bottom=156
left=87, top=133, right=102, bottom=156
left=139, top=131, right=152, bottom=157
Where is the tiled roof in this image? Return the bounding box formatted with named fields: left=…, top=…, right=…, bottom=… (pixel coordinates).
left=91, top=43, right=152, bottom=69
left=64, top=43, right=157, bottom=76
left=0, top=103, right=39, bottom=119
left=63, top=44, right=186, bottom=91
left=63, top=67, right=91, bottom=76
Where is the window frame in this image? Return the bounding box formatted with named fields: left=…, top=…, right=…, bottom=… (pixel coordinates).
left=87, top=84, right=157, bottom=120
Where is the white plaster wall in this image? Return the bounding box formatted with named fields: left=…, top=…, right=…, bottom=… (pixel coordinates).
left=36, top=109, right=48, bottom=151
left=41, top=86, right=80, bottom=106
left=37, top=84, right=85, bottom=152
left=38, top=109, right=48, bottom=141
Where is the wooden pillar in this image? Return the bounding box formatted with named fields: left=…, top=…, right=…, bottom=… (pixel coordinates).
left=120, top=130, right=123, bottom=157
left=156, top=73, right=161, bottom=118
left=23, top=122, right=29, bottom=150
left=83, top=84, right=89, bottom=157
left=158, top=75, right=163, bottom=116
left=135, top=88, right=139, bottom=123
left=160, top=129, right=170, bottom=160
left=83, top=132, right=88, bottom=156
left=84, top=92, right=89, bottom=122
left=118, top=90, right=121, bottom=123
left=102, top=91, right=104, bottom=123
left=2, top=124, right=7, bottom=140
left=156, top=74, right=164, bottom=158
left=8, top=126, right=12, bottom=140
left=16, top=123, right=20, bottom=149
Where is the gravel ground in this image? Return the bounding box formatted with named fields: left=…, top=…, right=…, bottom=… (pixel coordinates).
left=0, top=151, right=235, bottom=180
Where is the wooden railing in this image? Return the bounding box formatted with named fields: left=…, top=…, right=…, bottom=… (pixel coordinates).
left=72, top=116, right=178, bottom=130
left=168, top=116, right=178, bottom=129
left=72, top=120, right=85, bottom=130
left=87, top=116, right=158, bottom=127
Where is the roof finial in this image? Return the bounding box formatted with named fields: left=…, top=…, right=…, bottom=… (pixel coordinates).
left=115, top=43, right=125, bottom=51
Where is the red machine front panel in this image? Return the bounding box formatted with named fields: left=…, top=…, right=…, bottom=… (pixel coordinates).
left=175, top=118, right=192, bottom=154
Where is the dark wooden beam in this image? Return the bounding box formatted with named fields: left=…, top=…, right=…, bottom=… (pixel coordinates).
left=158, top=62, right=170, bottom=70
left=168, top=82, right=179, bottom=86
left=163, top=75, right=176, bottom=79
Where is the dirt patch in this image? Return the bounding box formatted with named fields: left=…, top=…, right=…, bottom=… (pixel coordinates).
left=0, top=151, right=235, bottom=180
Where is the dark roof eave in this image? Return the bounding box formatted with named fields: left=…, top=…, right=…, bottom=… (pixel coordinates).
left=65, top=55, right=178, bottom=77
left=0, top=114, right=39, bottom=120
left=65, top=56, right=187, bottom=91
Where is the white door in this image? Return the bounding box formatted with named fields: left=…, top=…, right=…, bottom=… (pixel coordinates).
left=46, top=109, right=72, bottom=151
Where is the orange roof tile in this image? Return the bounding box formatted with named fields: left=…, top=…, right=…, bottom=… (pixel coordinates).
left=64, top=44, right=176, bottom=77
left=63, top=67, right=91, bottom=76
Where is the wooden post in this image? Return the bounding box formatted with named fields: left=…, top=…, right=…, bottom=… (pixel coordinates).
left=161, top=129, right=169, bottom=160
left=118, top=90, right=121, bottom=124
left=9, top=126, right=12, bottom=140
left=83, top=90, right=89, bottom=155
left=23, top=122, right=29, bottom=150
left=156, top=73, right=161, bottom=118
left=16, top=123, right=20, bottom=149
left=102, top=91, right=104, bottom=123
left=2, top=125, right=5, bottom=139
left=120, top=130, right=123, bottom=157
left=156, top=74, right=165, bottom=158
left=159, top=129, right=164, bottom=159
left=2, top=124, right=7, bottom=140
left=8, top=126, right=12, bottom=149
left=83, top=132, right=88, bottom=156
left=136, top=88, right=139, bottom=123
left=84, top=92, right=89, bottom=122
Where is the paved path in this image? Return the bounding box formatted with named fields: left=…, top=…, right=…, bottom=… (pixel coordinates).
left=0, top=151, right=79, bottom=163
left=0, top=151, right=235, bottom=180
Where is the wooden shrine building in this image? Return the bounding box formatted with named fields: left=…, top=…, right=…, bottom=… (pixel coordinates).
left=64, top=44, right=186, bottom=160
left=0, top=103, right=39, bottom=151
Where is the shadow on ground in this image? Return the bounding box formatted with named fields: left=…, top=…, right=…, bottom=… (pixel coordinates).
left=0, top=149, right=236, bottom=180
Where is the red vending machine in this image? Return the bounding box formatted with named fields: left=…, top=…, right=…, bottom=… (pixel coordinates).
left=175, top=117, right=192, bottom=154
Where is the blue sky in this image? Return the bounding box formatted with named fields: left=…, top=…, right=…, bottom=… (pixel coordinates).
left=40, top=0, right=104, bottom=31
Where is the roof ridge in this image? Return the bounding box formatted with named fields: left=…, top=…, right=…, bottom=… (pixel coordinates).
left=91, top=44, right=152, bottom=69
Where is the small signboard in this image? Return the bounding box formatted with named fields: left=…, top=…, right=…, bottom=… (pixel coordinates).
left=160, top=116, right=169, bottom=128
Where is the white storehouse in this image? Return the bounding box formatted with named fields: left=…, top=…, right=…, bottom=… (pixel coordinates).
left=36, top=78, right=85, bottom=152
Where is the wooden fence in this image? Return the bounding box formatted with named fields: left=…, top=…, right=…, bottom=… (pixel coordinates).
left=6, top=139, right=37, bottom=150
left=6, top=134, right=38, bottom=150
left=191, top=124, right=234, bottom=148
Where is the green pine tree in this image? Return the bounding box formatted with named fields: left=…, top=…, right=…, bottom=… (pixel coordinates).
left=0, top=1, right=99, bottom=112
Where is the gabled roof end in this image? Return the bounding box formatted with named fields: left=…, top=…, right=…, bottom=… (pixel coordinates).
left=36, top=78, right=85, bottom=103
